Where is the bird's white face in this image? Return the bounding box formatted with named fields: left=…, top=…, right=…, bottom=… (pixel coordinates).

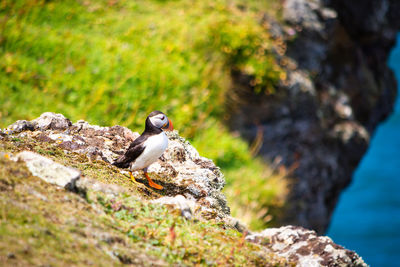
left=149, top=113, right=170, bottom=129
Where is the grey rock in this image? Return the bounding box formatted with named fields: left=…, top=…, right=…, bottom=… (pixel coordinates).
left=75, top=177, right=128, bottom=197
left=31, top=112, right=72, bottom=131
left=283, top=0, right=336, bottom=32
left=151, top=195, right=196, bottom=220
left=6, top=120, right=35, bottom=133
left=246, top=225, right=367, bottom=267
left=222, top=216, right=248, bottom=233
left=16, top=151, right=80, bottom=191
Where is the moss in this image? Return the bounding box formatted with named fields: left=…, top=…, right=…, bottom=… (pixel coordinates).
left=0, top=137, right=289, bottom=266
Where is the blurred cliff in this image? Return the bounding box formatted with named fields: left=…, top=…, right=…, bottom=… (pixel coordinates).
left=227, top=0, right=399, bottom=233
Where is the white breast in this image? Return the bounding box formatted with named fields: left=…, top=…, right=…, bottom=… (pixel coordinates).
left=130, top=132, right=168, bottom=171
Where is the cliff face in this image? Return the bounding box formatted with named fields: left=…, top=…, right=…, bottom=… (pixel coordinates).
left=227, top=0, right=399, bottom=233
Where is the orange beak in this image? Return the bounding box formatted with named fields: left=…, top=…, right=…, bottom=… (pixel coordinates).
left=162, top=119, right=173, bottom=131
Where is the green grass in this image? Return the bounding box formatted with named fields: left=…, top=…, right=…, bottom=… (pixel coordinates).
left=95, top=193, right=286, bottom=266
left=0, top=140, right=290, bottom=266
left=0, top=0, right=287, bottom=229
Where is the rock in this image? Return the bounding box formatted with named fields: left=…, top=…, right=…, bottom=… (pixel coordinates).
left=75, top=177, right=128, bottom=197
left=151, top=195, right=196, bottom=220
left=16, top=151, right=80, bottom=191
left=9, top=112, right=229, bottom=219
left=6, top=120, right=36, bottom=134
left=246, top=225, right=367, bottom=267
left=327, top=0, right=399, bottom=37
left=4, top=112, right=72, bottom=134
left=222, top=215, right=248, bottom=233
left=145, top=131, right=229, bottom=216
left=227, top=0, right=399, bottom=233
left=283, top=0, right=336, bottom=33
left=32, top=112, right=72, bottom=131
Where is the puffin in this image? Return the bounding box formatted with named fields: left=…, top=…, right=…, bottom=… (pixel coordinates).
left=113, top=111, right=173, bottom=189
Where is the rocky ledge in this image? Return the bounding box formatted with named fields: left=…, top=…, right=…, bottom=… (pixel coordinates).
left=247, top=226, right=367, bottom=267
left=4, top=112, right=229, bottom=220
left=0, top=112, right=367, bottom=266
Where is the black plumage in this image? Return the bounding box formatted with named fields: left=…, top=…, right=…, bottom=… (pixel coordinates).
left=112, top=136, right=146, bottom=168
left=112, top=111, right=164, bottom=168
left=112, top=110, right=173, bottom=190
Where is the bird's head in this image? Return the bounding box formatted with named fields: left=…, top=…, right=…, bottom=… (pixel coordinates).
left=147, top=111, right=173, bottom=131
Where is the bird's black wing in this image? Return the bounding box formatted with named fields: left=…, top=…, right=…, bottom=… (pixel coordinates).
left=112, top=134, right=147, bottom=168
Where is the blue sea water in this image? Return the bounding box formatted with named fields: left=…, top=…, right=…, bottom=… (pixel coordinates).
left=327, top=35, right=400, bottom=266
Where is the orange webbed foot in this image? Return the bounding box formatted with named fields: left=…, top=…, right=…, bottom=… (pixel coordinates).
left=144, top=172, right=163, bottom=190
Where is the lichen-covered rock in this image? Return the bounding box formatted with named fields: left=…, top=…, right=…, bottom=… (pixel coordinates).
left=6, top=120, right=36, bottom=133
left=151, top=195, right=196, bottom=220
left=15, top=151, right=80, bottom=191
left=6, top=112, right=229, bottom=219
left=75, top=177, right=129, bottom=197
left=246, top=225, right=367, bottom=267
left=31, top=112, right=73, bottom=131
left=5, top=112, right=72, bottom=134
left=145, top=131, right=229, bottom=216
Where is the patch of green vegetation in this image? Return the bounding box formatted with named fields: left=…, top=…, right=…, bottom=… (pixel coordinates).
left=0, top=147, right=289, bottom=266
left=0, top=0, right=283, bottom=130
left=94, top=193, right=287, bottom=266
left=0, top=156, right=138, bottom=266
left=0, top=0, right=287, bottom=229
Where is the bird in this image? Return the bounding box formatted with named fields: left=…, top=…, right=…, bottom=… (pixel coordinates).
left=112, top=111, right=173, bottom=189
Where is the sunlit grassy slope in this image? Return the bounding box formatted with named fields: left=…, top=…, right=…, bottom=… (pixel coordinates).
left=0, top=141, right=289, bottom=266
left=0, top=0, right=287, bottom=229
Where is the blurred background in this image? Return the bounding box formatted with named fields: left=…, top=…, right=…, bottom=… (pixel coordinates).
left=1, top=0, right=399, bottom=266
left=0, top=0, right=288, bottom=231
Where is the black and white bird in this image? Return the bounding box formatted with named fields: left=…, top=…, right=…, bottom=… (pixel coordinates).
left=112, top=111, right=173, bottom=189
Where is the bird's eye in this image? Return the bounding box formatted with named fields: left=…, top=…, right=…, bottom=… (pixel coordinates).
left=161, top=116, right=165, bottom=120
